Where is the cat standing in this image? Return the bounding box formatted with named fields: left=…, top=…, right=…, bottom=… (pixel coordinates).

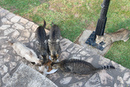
left=48, top=23, right=61, bottom=62
left=36, top=20, right=49, bottom=64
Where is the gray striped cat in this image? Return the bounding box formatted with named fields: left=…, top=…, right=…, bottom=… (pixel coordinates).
left=48, top=23, right=61, bottom=62
left=52, top=59, right=115, bottom=75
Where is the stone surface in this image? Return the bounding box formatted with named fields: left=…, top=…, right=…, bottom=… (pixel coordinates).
left=6, top=64, right=57, bottom=87
left=11, top=16, right=21, bottom=23
left=20, top=18, right=29, bottom=24
left=12, top=23, right=24, bottom=30
left=4, top=28, right=15, bottom=35
left=0, top=25, right=10, bottom=30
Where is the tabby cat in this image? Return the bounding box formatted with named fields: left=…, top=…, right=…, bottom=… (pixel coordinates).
left=36, top=20, right=49, bottom=64
left=48, top=23, right=61, bottom=62
left=52, top=59, right=115, bottom=75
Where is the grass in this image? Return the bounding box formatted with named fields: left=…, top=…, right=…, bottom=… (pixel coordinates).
left=0, top=0, right=130, bottom=68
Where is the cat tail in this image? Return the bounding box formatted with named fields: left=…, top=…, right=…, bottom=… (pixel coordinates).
left=43, top=20, right=46, bottom=29
left=96, top=65, right=115, bottom=71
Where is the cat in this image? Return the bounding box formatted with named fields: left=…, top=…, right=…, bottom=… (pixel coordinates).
left=48, top=23, right=61, bottom=62
left=51, top=59, right=115, bottom=75
left=96, top=28, right=130, bottom=48
left=10, top=41, right=43, bottom=65
left=36, top=20, right=49, bottom=64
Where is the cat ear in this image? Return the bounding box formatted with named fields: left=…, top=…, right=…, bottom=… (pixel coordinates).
left=56, top=39, right=60, bottom=43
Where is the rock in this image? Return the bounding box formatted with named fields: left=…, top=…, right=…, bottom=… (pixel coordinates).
left=21, top=30, right=30, bottom=38
left=32, top=24, right=38, bottom=32
left=12, top=23, right=24, bottom=30
left=2, top=73, right=11, bottom=84
left=0, top=65, right=8, bottom=75
left=6, top=64, right=58, bottom=87
left=60, top=52, right=70, bottom=61
left=123, top=72, right=130, bottom=81
left=84, top=74, right=101, bottom=87
left=80, top=51, right=90, bottom=56
left=6, top=13, right=15, bottom=20
left=9, top=62, right=17, bottom=71
left=47, top=73, right=60, bottom=81
left=60, top=77, right=72, bottom=84
left=0, top=9, right=9, bottom=17
left=0, top=25, right=10, bottom=30
left=69, top=82, right=83, bottom=87
left=20, top=18, right=29, bottom=25
left=60, top=39, right=72, bottom=51
left=12, top=30, right=20, bottom=38
left=29, top=33, right=35, bottom=41
left=11, top=16, right=21, bottom=23
left=4, top=28, right=15, bottom=35
left=4, top=56, right=10, bottom=62
left=25, top=21, right=34, bottom=29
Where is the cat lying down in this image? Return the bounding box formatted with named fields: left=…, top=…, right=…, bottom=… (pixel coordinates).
left=96, top=28, right=130, bottom=48
left=10, top=41, right=43, bottom=66
left=52, top=59, right=115, bottom=75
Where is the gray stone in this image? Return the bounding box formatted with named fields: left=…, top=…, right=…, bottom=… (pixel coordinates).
left=60, top=52, right=70, bottom=61
left=60, top=77, right=72, bottom=84
left=0, top=25, right=10, bottom=30
left=98, top=70, right=114, bottom=85
left=12, top=23, right=24, bottom=30
left=21, top=30, right=30, bottom=38
left=32, top=24, right=38, bottom=32
left=12, top=30, right=20, bottom=38
left=0, top=36, right=7, bottom=39
left=6, top=13, right=15, bottom=19
left=60, top=39, right=72, bottom=51
left=69, top=82, right=83, bottom=87
left=78, top=29, right=92, bottom=46
left=0, top=78, right=1, bottom=87
left=29, top=33, right=35, bottom=41
left=84, top=74, right=101, bottom=87
left=0, top=65, right=8, bottom=75
left=4, top=28, right=15, bottom=35
left=0, top=49, right=9, bottom=55
left=6, top=63, right=57, bottom=87
left=20, top=18, right=29, bottom=24
left=0, top=9, right=9, bottom=17
left=80, top=51, right=90, bottom=56
left=2, top=73, right=11, bottom=84
left=9, top=62, right=17, bottom=71
left=47, top=73, right=60, bottom=81
left=1, top=18, right=12, bottom=25
left=4, top=56, right=10, bottom=62
left=123, top=72, right=130, bottom=81
left=11, top=16, right=21, bottom=23
left=25, top=21, right=34, bottom=29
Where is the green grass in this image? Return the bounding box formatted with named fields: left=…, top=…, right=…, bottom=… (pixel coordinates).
left=0, top=0, right=130, bottom=68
